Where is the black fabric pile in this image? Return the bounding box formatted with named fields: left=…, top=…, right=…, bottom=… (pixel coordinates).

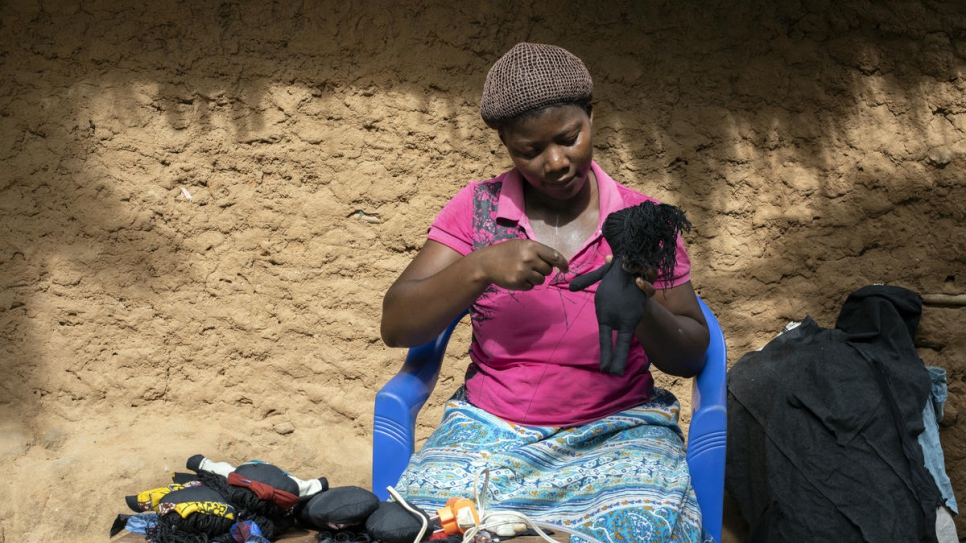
left=726, top=285, right=943, bottom=542
left=114, top=454, right=436, bottom=543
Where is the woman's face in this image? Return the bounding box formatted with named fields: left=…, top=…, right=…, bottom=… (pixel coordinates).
left=499, top=103, right=594, bottom=202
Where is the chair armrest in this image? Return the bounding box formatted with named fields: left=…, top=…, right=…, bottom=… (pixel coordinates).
left=372, top=311, right=468, bottom=499
left=687, top=297, right=728, bottom=543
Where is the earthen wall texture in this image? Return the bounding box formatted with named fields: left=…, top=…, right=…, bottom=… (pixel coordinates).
left=0, top=1, right=964, bottom=540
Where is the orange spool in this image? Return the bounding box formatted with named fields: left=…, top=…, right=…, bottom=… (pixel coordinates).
left=436, top=497, right=480, bottom=535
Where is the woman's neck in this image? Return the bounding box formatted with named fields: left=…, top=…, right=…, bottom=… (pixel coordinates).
left=524, top=169, right=599, bottom=223
left=524, top=170, right=600, bottom=259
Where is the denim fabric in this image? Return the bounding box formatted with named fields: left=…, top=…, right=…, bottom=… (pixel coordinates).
left=124, top=513, right=158, bottom=534
left=230, top=520, right=272, bottom=543
left=920, top=366, right=958, bottom=515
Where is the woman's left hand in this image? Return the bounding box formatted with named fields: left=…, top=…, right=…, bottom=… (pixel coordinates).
left=604, top=254, right=657, bottom=298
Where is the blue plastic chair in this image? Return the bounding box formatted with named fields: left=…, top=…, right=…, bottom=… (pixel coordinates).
left=373, top=297, right=727, bottom=542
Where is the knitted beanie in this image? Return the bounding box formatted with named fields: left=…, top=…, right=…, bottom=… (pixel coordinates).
left=480, top=42, right=593, bottom=128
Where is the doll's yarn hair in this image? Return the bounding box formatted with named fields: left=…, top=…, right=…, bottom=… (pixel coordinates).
left=602, top=201, right=692, bottom=288
left=147, top=485, right=237, bottom=543
left=152, top=512, right=235, bottom=543
left=195, top=470, right=294, bottom=540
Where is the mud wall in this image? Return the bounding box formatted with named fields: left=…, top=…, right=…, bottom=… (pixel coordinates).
left=0, top=0, right=964, bottom=540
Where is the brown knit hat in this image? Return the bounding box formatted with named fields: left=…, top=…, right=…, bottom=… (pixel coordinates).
left=480, top=43, right=593, bottom=128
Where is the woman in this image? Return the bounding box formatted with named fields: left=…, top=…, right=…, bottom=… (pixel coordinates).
left=381, top=42, right=710, bottom=542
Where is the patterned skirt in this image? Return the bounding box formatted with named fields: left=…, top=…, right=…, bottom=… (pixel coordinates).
left=393, top=387, right=707, bottom=543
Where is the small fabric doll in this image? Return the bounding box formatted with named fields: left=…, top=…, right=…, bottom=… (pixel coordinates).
left=124, top=482, right=237, bottom=542
left=187, top=455, right=328, bottom=499
left=187, top=455, right=312, bottom=541
left=569, top=201, right=691, bottom=375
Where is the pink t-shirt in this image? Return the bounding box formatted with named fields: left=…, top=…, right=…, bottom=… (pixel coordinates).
left=427, top=162, right=691, bottom=427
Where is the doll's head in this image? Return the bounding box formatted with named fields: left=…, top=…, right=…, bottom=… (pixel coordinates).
left=602, top=201, right=691, bottom=287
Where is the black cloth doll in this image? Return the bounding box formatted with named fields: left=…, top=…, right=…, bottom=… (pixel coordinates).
left=124, top=482, right=237, bottom=543
left=569, top=201, right=691, bottom=375
left=187, top=455, right=312, bottom=541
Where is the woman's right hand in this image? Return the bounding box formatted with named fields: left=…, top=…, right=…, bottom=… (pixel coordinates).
left=382, top=239, right=570, bottom=347
left=478, top=239, right=569, bottom=291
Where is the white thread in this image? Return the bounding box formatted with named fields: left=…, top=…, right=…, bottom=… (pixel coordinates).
left=459, top=468, right=564, bottom=543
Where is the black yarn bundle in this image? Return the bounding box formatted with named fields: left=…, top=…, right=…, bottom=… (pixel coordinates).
left=601, top=201, right=691, bottom=287
left=153, top=513, right=235, bottom=543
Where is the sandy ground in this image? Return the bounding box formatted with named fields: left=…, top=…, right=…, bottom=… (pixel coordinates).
left=0, top=1, right=964, bottom=541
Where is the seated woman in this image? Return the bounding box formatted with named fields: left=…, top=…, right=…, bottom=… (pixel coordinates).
left=380, top=42, right=710, bottom=543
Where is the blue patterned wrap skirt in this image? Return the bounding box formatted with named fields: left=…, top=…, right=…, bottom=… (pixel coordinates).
left=392, top=387, right=708, bottom=543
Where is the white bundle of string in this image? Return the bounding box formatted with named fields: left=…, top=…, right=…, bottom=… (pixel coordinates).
left=386, top=467, right=565, bottom=543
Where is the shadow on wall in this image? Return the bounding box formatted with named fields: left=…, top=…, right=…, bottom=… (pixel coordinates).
left=0, top=0, right=964, bottom=431
left=585, top=2, right=965, bottom=328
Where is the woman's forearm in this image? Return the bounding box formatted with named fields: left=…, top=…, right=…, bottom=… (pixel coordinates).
left=380, top=246, right=491, bottom=348
left=634, top=288, right=710, bottom=377
left=381, top=239, right=567, bottom=348
left=381, top=269, right=486, bottom=348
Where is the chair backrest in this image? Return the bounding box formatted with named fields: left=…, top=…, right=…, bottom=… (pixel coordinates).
left=373, top=297, right=727, bottom=541
left=372, top=310, right=467, bottom=497
left=688, top=297, right=728, bottom=543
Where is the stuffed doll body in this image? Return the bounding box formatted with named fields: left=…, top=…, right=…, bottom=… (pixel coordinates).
left=569, top=201, right=691, bottom=375
left=186, top=455, right=314, bottom=540
left=569, top=255, right=647, bottom=375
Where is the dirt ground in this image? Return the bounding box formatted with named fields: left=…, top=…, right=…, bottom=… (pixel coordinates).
left=0, top=1, right=964, bottom=541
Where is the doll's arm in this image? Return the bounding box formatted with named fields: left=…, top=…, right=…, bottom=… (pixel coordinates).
left=568, top=260, right=613, bottom=292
